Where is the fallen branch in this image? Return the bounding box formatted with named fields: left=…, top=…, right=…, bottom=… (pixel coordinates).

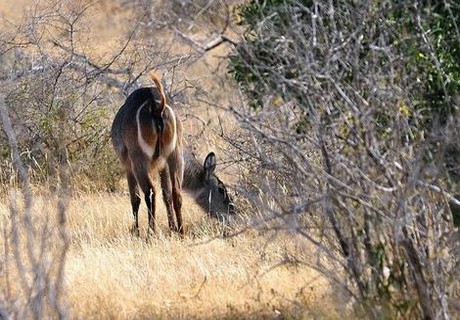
left=174, top=29, right=237, bottom=53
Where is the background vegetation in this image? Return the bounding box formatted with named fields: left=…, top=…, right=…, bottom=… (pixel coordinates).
left=228, top=0, right=459, bottom=318
left=0, top=0, right=459, bottom=319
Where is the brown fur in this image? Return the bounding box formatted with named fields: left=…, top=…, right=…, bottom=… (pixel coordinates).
left=149, top=72, right=166, bottom=115
left=111, top=73, right=184, bottom=236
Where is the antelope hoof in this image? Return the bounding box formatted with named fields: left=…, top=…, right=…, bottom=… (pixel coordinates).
left=168, top=224, right=178, bottom=233
left=130, top=225, right=140, bottom=237
left=147, top=227, right=155, bottom=238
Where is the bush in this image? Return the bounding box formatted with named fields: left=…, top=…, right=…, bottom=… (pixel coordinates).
left=0, top=1, right=157, bottom=191
left=229, top=0, right=459, bottom=318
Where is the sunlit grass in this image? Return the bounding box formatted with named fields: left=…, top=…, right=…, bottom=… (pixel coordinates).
left=0, top=192, right=339, bottom=319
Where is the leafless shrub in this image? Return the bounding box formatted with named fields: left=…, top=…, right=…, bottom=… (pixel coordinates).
left=228, top=0, right=460, bottom=318
left=0, top=94, right=70, bottom=319
left=0, top=0, right=191, bottom=190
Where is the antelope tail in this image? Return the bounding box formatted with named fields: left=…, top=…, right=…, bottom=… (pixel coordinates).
left=150, top=71, right=166, bottom=116
left=150, top=71, right=166, bottom=158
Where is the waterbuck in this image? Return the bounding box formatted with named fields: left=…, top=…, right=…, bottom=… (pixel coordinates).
left=111, top=73, right=235, bottom=236
left=182, top=148, right=235, bottom=222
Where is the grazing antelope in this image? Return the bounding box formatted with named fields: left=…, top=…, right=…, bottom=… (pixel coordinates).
left=182, top=148, right=236, bottom=221
left=111, top=73, right=235, bottom=236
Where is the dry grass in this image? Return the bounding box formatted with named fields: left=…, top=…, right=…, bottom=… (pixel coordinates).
left=0, top=192, right=339, bottom=319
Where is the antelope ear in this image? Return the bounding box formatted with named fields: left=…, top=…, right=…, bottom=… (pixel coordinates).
left=204, top=152, right=217, bottom=180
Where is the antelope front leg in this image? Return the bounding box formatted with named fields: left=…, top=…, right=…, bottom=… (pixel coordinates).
left=167, top=151, right=184, bottom=236
left=172, top=184, right=184, bottom=236
left=160, top=167, right=177, bottom=233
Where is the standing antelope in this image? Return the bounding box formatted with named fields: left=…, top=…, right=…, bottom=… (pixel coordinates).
left=111, top=72, right=184, bottom=235
left=111, top=73, right=235, bottom=236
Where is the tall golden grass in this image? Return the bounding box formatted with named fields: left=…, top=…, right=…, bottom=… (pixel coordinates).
left=0, top=192, right=339, bottom=319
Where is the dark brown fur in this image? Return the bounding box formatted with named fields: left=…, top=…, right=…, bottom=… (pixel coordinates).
left=111, top=73, right=184, bottom=236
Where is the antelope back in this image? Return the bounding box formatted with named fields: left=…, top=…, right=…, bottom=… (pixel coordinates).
left=111, top=87, right=178, bottom=168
